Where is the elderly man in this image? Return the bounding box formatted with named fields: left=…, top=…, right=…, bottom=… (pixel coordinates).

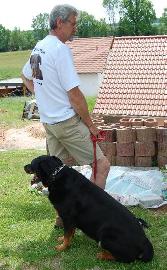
left=21, top=4, right=110, bottom=227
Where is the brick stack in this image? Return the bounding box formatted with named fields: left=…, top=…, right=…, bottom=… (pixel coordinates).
left=157, top=127, right=167, bottom=167
left=116, top=128, right=136, bottom=166
left=135, top=127, right=156, bottom=167
left=94, top=116, right=167, bottom=168
left=60, top=115, right=167, bottom=168
left=98, top=126, right=116, bottom=165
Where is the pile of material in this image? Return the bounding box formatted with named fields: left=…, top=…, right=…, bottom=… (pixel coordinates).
left=92, top=115, right=167, bottom=168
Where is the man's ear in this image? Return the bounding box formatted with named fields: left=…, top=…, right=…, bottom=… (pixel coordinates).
left=56, top=17, right=63, bottom=29
left=24, top=164, right=33, bottom=174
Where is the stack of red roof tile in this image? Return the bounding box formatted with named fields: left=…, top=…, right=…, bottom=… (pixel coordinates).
left=67, top=37, right=113, bottom=73
left=93, top=35, right=167, bottom=117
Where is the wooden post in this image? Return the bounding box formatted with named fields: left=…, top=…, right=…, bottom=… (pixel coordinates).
left=23, top=84, right=26, bottom=96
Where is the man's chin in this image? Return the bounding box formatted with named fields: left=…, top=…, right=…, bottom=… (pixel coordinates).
left=68, top=36, right=74, bottom=42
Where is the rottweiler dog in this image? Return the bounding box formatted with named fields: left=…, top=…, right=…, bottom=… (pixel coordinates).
left=24, top=155, right=154, bottom=263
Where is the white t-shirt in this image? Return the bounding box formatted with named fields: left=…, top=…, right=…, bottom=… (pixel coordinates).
left=22, top=35, right=80, bottom=124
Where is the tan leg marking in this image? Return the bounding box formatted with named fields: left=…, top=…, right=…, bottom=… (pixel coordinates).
left=56, top=229, right=75, bottom=251
left=97, top=251, right=115, bottom=260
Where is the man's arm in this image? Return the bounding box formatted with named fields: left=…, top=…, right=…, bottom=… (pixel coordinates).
left=21, top=73, right=34, bottom=94
left=68, top=87, right=99, bottom=136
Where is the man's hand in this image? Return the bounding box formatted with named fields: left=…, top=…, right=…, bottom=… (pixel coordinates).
left=88, top=124, right=100, bottom=137
left=21, top=73, right=34, bottom=93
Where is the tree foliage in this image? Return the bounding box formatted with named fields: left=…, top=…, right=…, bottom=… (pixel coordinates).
left=31, top=13, right=49, bottom=41
left=8, top=27, right=22, bottom=51
left=103, top=0, right=156, bottom=36
left=119, top=0, right=156, bottom=35
left=103, top=0, right=120, bottom=31
left=76, top=11, right=112, bottom=37
left=0, top=24, right=10, bottom=52
left=159, top=8, right=167, bottom=34
left=19, top=31, right=36, bottom=50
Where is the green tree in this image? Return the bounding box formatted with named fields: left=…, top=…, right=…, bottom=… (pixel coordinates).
left=118, top=0, right=156, bottom=35
left=159, top=8, right=167, bottom=34
left=8, top=27, right=22, bottom=51
left=77, top=11, right=97, bottom=37
left=0, top=24, right=10, bottom=52
left=96, top=19, right=113, bottom=36
left=103, top=0, right=156, bottom=36
left=103, top=0, right=120, bottom=31
left=77, top=11, right=112, bottom=37
left=31, top=13, right=49, bottom=41
left=19, top=31, right=36, bottom=50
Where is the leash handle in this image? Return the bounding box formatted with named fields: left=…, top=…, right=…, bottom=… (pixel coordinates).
left=91, top=130, right=107, bottom=142
left=92, top=140, right=97, bottom=180
left=91, top=130, right=107, bottom=181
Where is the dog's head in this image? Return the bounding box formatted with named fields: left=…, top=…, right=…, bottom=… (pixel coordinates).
left=24, top=155, right=63, bottom=187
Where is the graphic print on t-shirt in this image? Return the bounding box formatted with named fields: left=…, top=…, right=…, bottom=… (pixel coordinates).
left=30, top=54, right=43, bottom=80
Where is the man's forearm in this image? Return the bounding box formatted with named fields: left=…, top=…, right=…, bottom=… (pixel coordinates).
left=21, top=74, right=34, bottom=93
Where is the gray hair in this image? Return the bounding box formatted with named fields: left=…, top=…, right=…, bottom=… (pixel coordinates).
left=49, top=4, right=78, bottom=30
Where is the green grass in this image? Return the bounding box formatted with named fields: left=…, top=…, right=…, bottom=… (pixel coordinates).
left=0, top=97, right=33, bottom=129
left=86, top=96, right=97, bottom=112
left=0, top=51, right=31, bottom=80
left=0, top=96, right=96, bottom=130
left=0, top=150, right=167, bottom=270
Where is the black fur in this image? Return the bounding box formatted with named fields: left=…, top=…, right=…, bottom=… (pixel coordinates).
left=24, top=155, right=154, bottom=263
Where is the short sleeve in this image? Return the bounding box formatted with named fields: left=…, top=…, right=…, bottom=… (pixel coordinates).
left=22, top=60, right=33, bottom=80
left=55, top=45, right=80, bottom=91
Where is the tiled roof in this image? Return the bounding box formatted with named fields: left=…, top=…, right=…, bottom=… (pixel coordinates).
left=67, top=37, right=113, bottom=73
left=93, top=35, right=167, bottom=117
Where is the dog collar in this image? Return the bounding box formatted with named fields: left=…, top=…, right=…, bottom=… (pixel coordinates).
left=52, top=165, right=65, bottom=176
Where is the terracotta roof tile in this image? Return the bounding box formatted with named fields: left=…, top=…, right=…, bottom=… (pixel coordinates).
left=94, top=35, right=167, bottom=117
left=67, top=37, right=113, bottom=73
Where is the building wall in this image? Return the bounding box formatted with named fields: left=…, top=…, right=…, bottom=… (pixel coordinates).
left=78, top=73, right=103, bottom=96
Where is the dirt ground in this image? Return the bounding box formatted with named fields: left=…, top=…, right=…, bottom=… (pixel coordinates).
left=0, top=122, right=46, bottom=150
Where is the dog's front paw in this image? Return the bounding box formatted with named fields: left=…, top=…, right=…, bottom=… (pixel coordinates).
left=55, top=244, right=68, bottom=251
left=58, top=236, right=64, bottom=242
left=97, top=251, right=115, bottom=260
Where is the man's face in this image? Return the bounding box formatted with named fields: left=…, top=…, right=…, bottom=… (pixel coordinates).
left=61, top=14, right=77, bottom=41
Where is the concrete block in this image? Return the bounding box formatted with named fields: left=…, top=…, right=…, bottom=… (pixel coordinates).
left=116, top=127, right=136, bottom=143
left=144, top=118, right=158, bottom=127
left=156, top=127, right=167, bottom=143
left=116, top=156, right=134, bottom=166
left=158, top=143, right=167, bottom=156
left=116, top=142, right=134, bottom=157
left=136, top=127, right=156, bottom=142
left=135, top=156, right=152, bottom=167
left=135, top=142, right=155, bottom=157
left=158, top=156, right=167, bottom=167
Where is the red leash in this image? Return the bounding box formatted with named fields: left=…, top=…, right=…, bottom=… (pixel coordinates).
left=90, top=130, right=107, bottom=181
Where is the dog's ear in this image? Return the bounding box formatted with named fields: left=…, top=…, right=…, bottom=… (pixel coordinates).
left=24, top=155, right=63, bottom=178
left=24, top=164, right=33, bottom=174
left=38, top=156, right=63, bottom=175
left=35, top=156, right=63, bottom=181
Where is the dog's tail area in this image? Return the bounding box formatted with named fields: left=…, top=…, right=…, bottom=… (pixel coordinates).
left=138, top=238, right=154, bottom=262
